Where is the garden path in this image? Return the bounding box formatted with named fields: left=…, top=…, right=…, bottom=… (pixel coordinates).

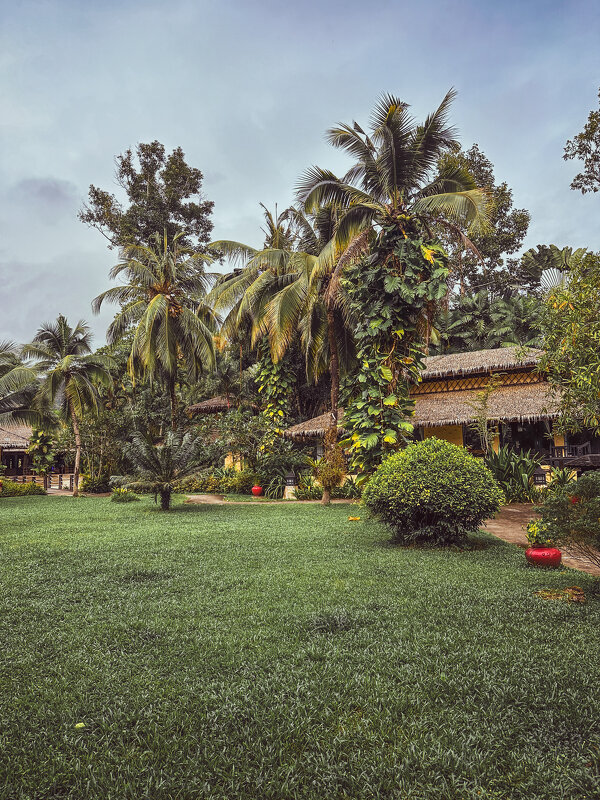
left=483, top=503, right=600, bottom=576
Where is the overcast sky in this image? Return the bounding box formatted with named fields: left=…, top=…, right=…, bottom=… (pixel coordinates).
left=1, top=0, right=599, bottom=345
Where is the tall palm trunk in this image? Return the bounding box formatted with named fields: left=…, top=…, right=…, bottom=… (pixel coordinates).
left=70, top=405, right=81, bottom=497
left=322, top=306, right=340, bottom=507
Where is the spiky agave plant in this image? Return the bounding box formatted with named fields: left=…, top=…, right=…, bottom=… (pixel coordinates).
left=123, top=429, right=205, bottom=510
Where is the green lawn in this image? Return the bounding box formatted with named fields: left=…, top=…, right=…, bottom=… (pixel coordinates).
left=1, top=496, right=599, bottom=800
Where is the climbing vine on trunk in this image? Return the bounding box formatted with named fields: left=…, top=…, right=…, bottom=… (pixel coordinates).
left=256, top=339, right=296, bottom=427
left=340, top=214, right=449, bottom=477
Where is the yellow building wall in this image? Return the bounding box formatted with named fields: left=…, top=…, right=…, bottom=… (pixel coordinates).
left=224, top=452, right=243, bottom=470
left=423, top=425, right=464, bottom=447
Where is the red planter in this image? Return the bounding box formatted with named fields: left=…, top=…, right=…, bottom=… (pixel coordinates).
left=251, top=485, right=263, bottom=497
left=525, top=547, right=562, bottom=569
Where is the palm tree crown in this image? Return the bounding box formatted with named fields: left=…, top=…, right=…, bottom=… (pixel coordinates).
left=297, top=89, right=490, bottom=249
left=93, top=232, right=216, bottom=425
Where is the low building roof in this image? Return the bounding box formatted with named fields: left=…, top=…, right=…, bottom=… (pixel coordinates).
left=0, top=425, right=32, bottom=450
left=412, top=382, right=559, bottom=428
left=421, top=346, right=543, bottom=380
left=283, top=382, right=559, bottom=440
left=187, top=395, right=234, bottom=415
left=283, top=410, right=346, bottom=441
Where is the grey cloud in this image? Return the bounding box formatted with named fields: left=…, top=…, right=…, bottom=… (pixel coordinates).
left=7, top=178, right=79, bottom=224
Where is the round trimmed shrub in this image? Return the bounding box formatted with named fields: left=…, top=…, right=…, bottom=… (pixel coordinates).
left=362, top=437, right=504, bottom=545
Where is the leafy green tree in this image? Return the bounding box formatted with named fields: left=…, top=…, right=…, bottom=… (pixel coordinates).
left=26, top=429, right=55, bottom=477
left=489, top=295, right=542, bottom=348
left=79, top=140, right=215, bottom=250
left=124, top=430, right=206, bottom=510
left=258, top=205, right=358, bottom=491
left=93, top=232, right=216, bottom=427
left=438, top=144, right=530, bottom=296
left=22, top=317, right=114, bottom=496
left=208, top=205, right=308, bottom=422
left=539, top=250, right=600, bottom=433
left=518, top=244, right=587, bottom=291
left=564, top=88, right=600, bottom=194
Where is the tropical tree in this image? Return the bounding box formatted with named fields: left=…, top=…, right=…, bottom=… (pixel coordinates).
left=93, top=232, right=216, bottom=427
left=123, top=430, right=206, bottom=510
left=564, top=87, right=600, bottom=194
left=296, top=90, right=490, bottom=474
left=539, top=250, right=600, bottom=433
left=79, top=140, right=215, bottom=251
left=22, top=316, right=114, bottom=496
left=258, top=205, right=358, bottom=502
left=0, top=342, right=44, bottom=427
left=208, top=204, right=299, bottom=342
left=490, top=294, right=542, bottom=348
left=208, top=205, right=310, bottom=422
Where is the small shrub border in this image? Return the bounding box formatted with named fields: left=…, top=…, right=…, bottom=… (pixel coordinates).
left=0, top=480, right=46, bottom=497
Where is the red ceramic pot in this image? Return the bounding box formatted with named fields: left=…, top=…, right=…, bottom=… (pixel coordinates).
left=251, top=485, right=263, bottom=497
left=525, top=547, right=562, bottom=568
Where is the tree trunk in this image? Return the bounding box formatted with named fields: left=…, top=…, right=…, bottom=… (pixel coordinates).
left=160, top=489, right=171, bottom=511
left=169, top=376, right=178, bottom=431
left=70, top=406, right=81, bottom=497
left=322, top=307, right=340, bottom=507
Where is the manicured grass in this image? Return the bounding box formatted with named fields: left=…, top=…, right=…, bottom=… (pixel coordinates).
left=1, top=496, right=599, bottom=799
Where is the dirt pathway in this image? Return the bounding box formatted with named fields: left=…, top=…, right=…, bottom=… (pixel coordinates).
left=483, top=503, right=600, bottom=576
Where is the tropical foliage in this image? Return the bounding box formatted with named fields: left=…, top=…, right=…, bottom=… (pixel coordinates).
left=535, top=471, right=600, bottom=569
left=539, top=250, right=600, bottom=433
left=93, top=232, right=216, bottom=426
left=123, top=430, right=206, bottom=510
left=485, top=446, right=542, bottom=503
left=22, top=316, right=113, bottom=496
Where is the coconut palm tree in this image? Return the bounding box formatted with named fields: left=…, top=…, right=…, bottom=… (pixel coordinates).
left=22, top=317, right=114, bottom=496
left=296, top=90, right=490, bottom=251
left=92, top=232, right=217, bottom=427
left=207, top=204, right=302, bottom=344
left=0, top=342, right=44, bottom=427
left=260, top=205, right=358, bottom=502
left=294, top=91, right=491, bottom=476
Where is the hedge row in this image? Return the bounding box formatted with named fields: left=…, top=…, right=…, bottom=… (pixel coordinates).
left=0, top=480, right=46, bottom=497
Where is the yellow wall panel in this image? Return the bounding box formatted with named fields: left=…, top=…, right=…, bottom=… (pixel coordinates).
left=423, top=425, right=464, bottom=447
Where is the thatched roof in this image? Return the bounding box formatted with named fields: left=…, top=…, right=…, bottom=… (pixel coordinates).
left=422, top=347, right=543, bottom=379
left=413, top=382, right=559, bottom=427
left=187, top=395, right=234, bottom=415
left=283, top=410, right=346, bottom=441
left=283, top=379, right=559, bottom=440
left=0, top=425, right=32, bottom=450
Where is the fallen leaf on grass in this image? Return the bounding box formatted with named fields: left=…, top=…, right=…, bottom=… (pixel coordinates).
left=534, top=586, right=586, bottom=603
left=348, top=516, right=361, bottom=521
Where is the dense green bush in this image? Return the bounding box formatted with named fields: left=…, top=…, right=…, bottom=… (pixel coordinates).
left=485, top=446, right=541, bottom=502
left=363, top=438, right=504, bottom=545
left=0, top=480, right=46, bottom=497
left=535, top=471, right=600, bottom=569
left=82, top=474, right=112, bottom=493
left=173, top=469, right=260, bottom=495
left=294, top=475, right=361, bottom=501
left=111, top=487, right=140, bottom=503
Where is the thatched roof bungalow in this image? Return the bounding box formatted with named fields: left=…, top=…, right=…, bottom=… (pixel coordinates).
left=0, top=425, right=32, bottom=476
left=283, top=347, right=566, bottom=457
left=187, top=395, right=235, bottom=415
